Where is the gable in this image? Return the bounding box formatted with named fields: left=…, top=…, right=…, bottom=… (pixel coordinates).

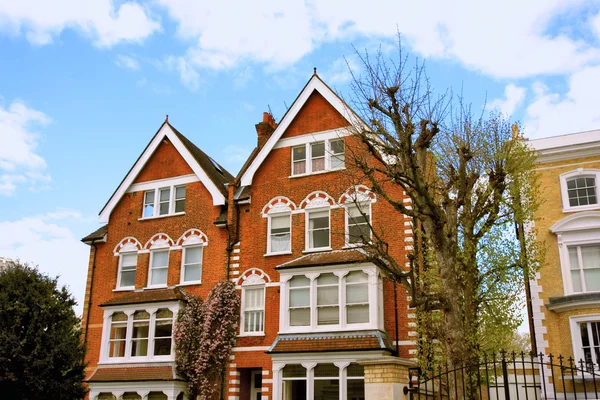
left=99, top=122, right=230, bottom=222
left=281, top=91, right=349, bottom=139
left=133, top=138, right=194, bottom=183
left=239, top=74, right=367, bottom=187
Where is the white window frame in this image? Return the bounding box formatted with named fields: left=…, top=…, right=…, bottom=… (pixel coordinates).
left=345, top=201, right=372, bottom=246
left=148, top=249, right=170, bottom=288
left=99, top=303, right=179, bottom=364
left=567, top=244, right=600, bottom=294
left=272, top=357, right=369, bottom=400
left=240, top=284, right=266, bottom=336
left=305, top=208, right=331, bottom=251
left=569, top=314, right=600, bottom=371
left=140, top=184, right=187, bottom=219
left=116, top=252, right=138, bottom=290
left=180, top=245, right=203, bottom=285
left=290, top=138, right=346, bottom=177
left=267, top=212, right=292, bottom=255
left=279, top=266, right=381, bottom=334
left=560, top=169, right=600, bottom=213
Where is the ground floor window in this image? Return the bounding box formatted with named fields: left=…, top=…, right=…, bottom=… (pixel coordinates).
left=580, top=321, right=600, bottom=371
left=280, top=362, right=364, bottom=400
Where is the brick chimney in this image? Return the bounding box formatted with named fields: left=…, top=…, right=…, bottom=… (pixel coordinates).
left=255, top=112, right=277, bottom=147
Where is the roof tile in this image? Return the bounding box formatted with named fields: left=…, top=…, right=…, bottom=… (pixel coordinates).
left=269, top=330, right=393, bottom=353
left=87, top=364, right=179, bottom=382
left=276, top=249, right=368, bottom=269
left=100, top=287, right=188, bottom=307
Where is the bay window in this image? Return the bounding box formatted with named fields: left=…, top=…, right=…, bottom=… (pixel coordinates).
left=278, top=362, right=364, bottom=400
left=103, top=306, right=176, bottom=363
left=307, top=210, right=330, bottom=250
left=314, top=363, right=339, bottom=400
left=149, top=250, right=169, bottom=287
left=282, top=364, right=307, bottom=400
left=282, top=268, right=378, bottom=332
left=568, top=244, right=600, bottom=293
left=269, top=214, right=291, bottom=254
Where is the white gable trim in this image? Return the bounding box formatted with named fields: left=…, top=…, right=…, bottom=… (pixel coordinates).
left=99, top=123, right=226, bottom=222
left=240, top=75, right=366, bottom=186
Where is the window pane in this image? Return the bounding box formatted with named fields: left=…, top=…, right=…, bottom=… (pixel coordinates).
left=312, top=158, right=325, bottom=172
left=347, top=304, right=370, bottom=324
left=244, top=310, right=264, bottom=332
left=290, top=276, right=310, bottom=287
left=290, top=288, right=309, bottom=307
left=349, top=224, right=370, bottom=244
left=311, top=142, right=325, bottom=157
left=310, top=212, right=329, bottom=229
left=148, top=393, right=168, bottom=400
left=571, top=270, right=583, bottom=292
left=156, top=308, right=173, bottom=319
left=314, top=379, right=339, bottom=400
left=123, top=393, right=141, bottom=400
left=272, top=215, right=290, bottom=230
left=347, top=284, right=368, bottom=303
left=184, top=264, right=201, bottom=282
left=133, top=310, right=150, bottom=320
left=160, top=188, right=170, bottom=202
left=245, top=287, right=265, bottom=308
left=330, top=139, right=344, bottom=155
left=348, top=379, right=366, bottom=399
left=317, top=286, right=338, bottom=306
left=314, top=363, right=338, bottom=377
left=159, top=202, right=170, bottom=215
left=175, top=186, right=186, bottom=199
left=175, top=199, right=185, bottom=213
left=185, top=247, right=203, bottom=264
left=311, top=229, right=329, bottom=248
left=155, top=322, right=172, bottom=338
left=120, top=270, right=136, bottom=287
left=151, top=268, right=168, bottom=285
left=152, top=251, right=169, bottom=267
left=581, top=246, right=600, bottom=269
left=122, top=253, right=137, bottom=268
left=317, top=273, right=337, bottom=285
left=569, top=247, right=579, bottom=270
left=317, top=306, right=339, bottom=325
left=143, top=204, right=155, bottom=217
left=331, top=154, right=345, bottom=169
left=293, top=161, right=306, bottom=175
left=584, top=269, right=600, bottom=291
left=154, top=338, right=172, bottom=355
left=290, top=308, right=310, bottom=326
left=283, top=364, right=307, bottom=378
left=271, top=233, right=291, bottom=252
left=347, top=271, right=368, bottom=283
left=293, top=146, right=306, bottom=161
left=347, top=363, right=364, bottom=377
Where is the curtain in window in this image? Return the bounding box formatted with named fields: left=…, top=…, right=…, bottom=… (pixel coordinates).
left=244, top=287, right=265, bottom=332
left=270, top=215, right=291, bottom=252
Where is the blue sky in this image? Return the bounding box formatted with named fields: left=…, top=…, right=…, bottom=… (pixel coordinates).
left=1, top=0, right=599, bottom=314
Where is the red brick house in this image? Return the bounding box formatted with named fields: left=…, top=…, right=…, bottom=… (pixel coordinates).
left=81, top=73, right=414, bottom=400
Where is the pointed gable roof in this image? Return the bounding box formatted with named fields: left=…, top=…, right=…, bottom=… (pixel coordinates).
left=238, top=73, right=367, bottom=186
left=99, top=121, right=233, bottom=223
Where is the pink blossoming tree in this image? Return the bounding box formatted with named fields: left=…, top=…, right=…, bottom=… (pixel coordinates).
left=175, top=281, right=240, bottom=399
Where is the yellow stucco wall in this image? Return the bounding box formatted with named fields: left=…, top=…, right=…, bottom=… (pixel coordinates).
left=534, top=154, right=600, bottom=358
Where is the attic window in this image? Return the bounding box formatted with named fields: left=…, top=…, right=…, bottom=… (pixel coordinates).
left=141, top=185, right=186, bottom=219
left=209, top=157, right=225, bottom=176
left=291, top=138, right=345, bottom=177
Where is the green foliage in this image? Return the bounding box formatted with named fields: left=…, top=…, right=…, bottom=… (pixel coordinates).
left=0, top=262, right=87, bottom=400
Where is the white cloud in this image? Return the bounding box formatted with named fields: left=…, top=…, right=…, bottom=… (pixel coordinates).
left=0, top=99, right=51, bottom=196
left=165, top=55, right=200, bottom=91
left=488, top=84, right=527, bottom=117
left=0, top=0, right=160, bottom=47
left=115, top=54, right=140, bottom=70
left=524, top=66, right=600, bottom=139
left=0, top=209, right=96, bottom=315
left=155, top=0, right=600, bottom=79
left=321, top=55, right=361, bottom=85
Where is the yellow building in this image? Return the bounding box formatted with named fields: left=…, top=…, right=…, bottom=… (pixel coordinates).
left=529, top=129, right=600, bottom=370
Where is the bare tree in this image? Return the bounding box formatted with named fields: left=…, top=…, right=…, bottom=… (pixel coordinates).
left=342, top=41, right=542, bottom=366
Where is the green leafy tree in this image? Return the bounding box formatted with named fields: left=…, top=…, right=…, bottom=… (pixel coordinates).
left=344, top=41, right=543, bottom=367
left=0, top=262, right=87, bottom=400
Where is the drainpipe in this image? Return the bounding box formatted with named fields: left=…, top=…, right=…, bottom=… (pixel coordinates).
left=225, top=203, right=241, bottom=281
left=394, top=281, right=400, bottom=356
left=84, top=240, right=98, bottom=349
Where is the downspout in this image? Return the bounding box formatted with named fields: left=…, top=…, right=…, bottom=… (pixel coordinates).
left=84, top=240, right=98, bottom=349
left=225, top=203, right=241, bottom=281
left=394, top=281, right=399, bottom=356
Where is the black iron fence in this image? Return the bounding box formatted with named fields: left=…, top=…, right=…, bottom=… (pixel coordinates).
left=407, top=352, right=600, bottom=400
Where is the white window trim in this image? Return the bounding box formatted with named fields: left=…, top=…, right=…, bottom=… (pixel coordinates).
left=99, top=302, right=179, bottom=365
left=344, top=201, right=372, bottom=247
left=116, top=251, right=137, bottom=290
left=279, top=265, right=381, bottom=334
left=560, top=169, right=600, bottom=213
left=305, top=208, right=331, bottom=252
left=267, top=212, right=292, bottom=256
left=148, top=249, right=170, bottom=288
left=290, top=138, right=345, bottom=177
left=569, top=314, right=600, bottom=370
left=240, top=284, right=266, bottom=336
left=140, top=184, right=187, bottom=220
left=272, top=354, right=378, bottom=400
left=179, top=245, right=204, bottom=285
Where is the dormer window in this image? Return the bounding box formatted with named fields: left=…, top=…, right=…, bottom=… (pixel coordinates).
left=142, top=185, right=186, bottom=219
left=560, top=170, right=600, bottom=212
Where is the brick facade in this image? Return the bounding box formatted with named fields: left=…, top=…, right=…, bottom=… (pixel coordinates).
left=82, top=74, right=414, bottom=400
